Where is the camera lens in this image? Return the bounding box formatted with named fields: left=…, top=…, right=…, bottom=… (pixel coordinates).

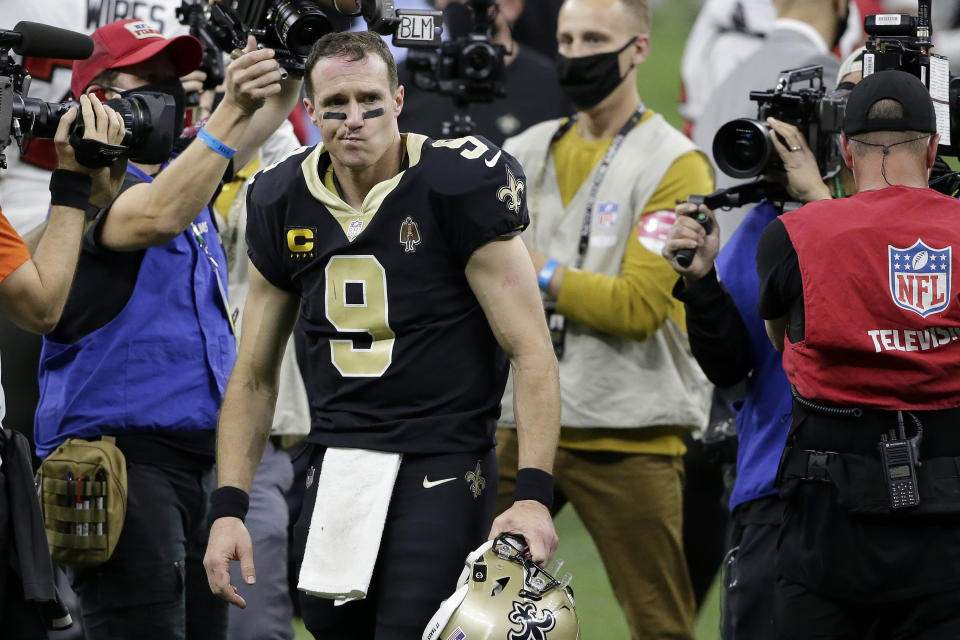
left=12, top=98, right=70, bottom=139
left=272, top=0, right=332, bottom=56
left=102, top=92, right=177, bottom=164
left=459, top=41, right=496, bottom=80
left=713, top=119, right=773, bottom=179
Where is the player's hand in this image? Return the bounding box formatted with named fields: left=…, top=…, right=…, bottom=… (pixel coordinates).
left=766, top=117, right=832, bottom=203
left=488, top=500, right=558, bottom=565
left=221, top=35, right=282, bottom=115
left=203, top=516, right=256, bottom=609
left=663, top=202, right=719, bottom=282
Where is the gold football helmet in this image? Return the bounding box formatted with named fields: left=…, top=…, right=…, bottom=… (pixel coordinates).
left=422, top=534, right=580, bottom=640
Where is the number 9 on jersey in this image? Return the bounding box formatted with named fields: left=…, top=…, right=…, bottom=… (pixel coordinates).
left=325, top=255, right=396, bottom=377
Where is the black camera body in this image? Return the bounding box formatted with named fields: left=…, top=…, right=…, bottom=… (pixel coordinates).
left=860, top=0, right=959, bottom=156
left=188, top=0, right=442, bottom=77
left=235, top=0, right=337, bottom=74
left=2, top=21, right=181, bottom=169
left=862, top=13, right=929, bottom=77
left=15, top=92, right=179, bottom=167
left=707, top=0, right=960, bottom=207
left=713, top=65, right=848, bottom=180
left=177, top=2, right=227, bottom=91
left=406, top=0, right=507, bottom=136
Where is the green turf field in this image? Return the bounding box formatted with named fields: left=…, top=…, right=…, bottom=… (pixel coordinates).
left=292, top=505, right=723, bottom=639
left=294, top=2, right=722, bottom=638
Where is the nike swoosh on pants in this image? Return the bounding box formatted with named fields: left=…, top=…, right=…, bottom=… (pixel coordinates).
left=422, top=476, right=457, bottom=489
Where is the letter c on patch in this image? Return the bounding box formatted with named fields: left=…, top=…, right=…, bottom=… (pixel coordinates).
left=287, top=228, right=315, bottom=252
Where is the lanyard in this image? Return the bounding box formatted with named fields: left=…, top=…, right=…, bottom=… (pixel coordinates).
left=191, top=222, right=237, bottom=338
left=532, top=106, right=645, bottom=269
left=126, top=163, right=237, bottom=338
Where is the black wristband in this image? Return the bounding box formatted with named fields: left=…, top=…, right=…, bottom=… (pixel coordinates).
left=49, top=169, right=92, bottom=211
left=209, top=486, right=250, bottom=523
left=514, top=467, right=554, bottom=510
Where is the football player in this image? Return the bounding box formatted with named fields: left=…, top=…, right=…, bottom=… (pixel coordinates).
left=203, top=30, right=561, bottom=640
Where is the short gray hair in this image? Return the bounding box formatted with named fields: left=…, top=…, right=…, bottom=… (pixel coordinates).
left=848, top=99, right=930, bottom=156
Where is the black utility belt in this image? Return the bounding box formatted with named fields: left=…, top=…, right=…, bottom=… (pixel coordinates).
left=778, top=446, right=960, bottom=516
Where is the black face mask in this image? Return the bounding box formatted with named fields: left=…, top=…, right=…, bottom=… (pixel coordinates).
left=124, top=78, right=186, bottom=138
left=556, top=37, right=637, bottom=110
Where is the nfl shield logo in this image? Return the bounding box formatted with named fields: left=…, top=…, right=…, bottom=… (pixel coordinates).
left=594, top=202, right=619, bottom=229
left=889, top=239, right=952, bottom=318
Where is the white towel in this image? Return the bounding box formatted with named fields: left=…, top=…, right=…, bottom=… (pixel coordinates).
left=297, top=447, right=402, bottom=604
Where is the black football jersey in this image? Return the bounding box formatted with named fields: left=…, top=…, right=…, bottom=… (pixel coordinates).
left=245, top=134, right=529, bottom=454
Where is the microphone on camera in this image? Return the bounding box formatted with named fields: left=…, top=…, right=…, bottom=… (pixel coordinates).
left=2, top=22, right=94, bottom=60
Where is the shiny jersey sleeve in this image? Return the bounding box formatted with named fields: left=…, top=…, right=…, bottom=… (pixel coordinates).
left=244, top=135, right=529, bottom=454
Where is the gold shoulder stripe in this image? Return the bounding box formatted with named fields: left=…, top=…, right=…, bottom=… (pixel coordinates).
left=249, top=144, right=310, bottom=186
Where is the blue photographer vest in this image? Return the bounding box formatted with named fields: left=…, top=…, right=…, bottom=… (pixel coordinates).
left=34, top=164, right=236, bottom=458
left=715, top=201, right=793, bottom=512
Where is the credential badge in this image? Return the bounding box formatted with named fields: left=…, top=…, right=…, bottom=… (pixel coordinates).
left=889, top=239, right=952, bottom=318
left=400, top=216, right=422, bottom=253
left=498, top=166, right=525, bottom=214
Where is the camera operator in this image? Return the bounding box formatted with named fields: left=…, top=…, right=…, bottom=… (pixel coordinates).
left=0, top=92, right=125, bottom=640
left=28, top=18, right=300, bottom=640
left=662, top=51, right=863, bottom=639
left=0, top=95, right=125, bottom=334
left=752, top=69, right=960, bottom=638
left=1, top=1, right=190, bottom=231
left=0, top=3, right=191, bottom=453
left=397, top=0, right=573, bottom=145
left=692, top=0, right=846, bottom=243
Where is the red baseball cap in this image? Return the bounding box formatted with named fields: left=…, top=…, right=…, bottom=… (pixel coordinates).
left=71, top=19, right=203, bottom=98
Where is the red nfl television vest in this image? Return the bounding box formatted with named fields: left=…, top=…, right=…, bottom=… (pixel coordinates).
left=781, top=185, right=960, bottom=410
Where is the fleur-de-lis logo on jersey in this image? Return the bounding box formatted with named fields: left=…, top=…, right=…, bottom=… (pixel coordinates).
left=498, top=166, right=525, bottom=214
left=399, top=216, right=422, bottom=253
left=507, top=602, right=557, bottom=640
left=465, top=460, right=486, bottom=499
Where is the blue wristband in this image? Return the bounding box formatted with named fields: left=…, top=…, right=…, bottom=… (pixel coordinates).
left=537, top=258, right=559, bottom=292
left=196, top=127, right=236, bottom=160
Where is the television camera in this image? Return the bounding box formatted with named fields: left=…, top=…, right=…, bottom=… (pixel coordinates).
left=2, top=22, right=180, bottom=170
left=405, top=0, right=507, bottom=136
left=178, top=0, right=443, bottom=78
left=707, top=0, right=960, bottom=209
